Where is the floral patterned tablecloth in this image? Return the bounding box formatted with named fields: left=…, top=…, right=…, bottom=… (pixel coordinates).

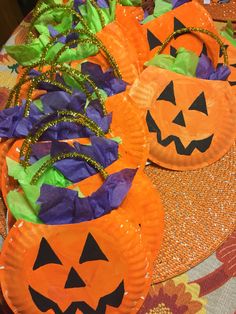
left=0, top=14, right=235, bottom=314
left=138, top=231, right=236, bottom=314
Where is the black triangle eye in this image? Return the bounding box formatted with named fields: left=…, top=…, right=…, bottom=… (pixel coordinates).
left=147, top=29, right=162, bottom=50
left=79, top=233, right=109, bottom=264
left=146, top=110, right=158, bottom=133
left=189, top=92, right=208, bottom=115
left=200, top=43, right=208, bottom=57
left=33, top=238, right=62, bottom=270
left=170, top=46, right=177, bottom=57
left=157, top=81, right=176, bottom=105
left=174, top=17, right=186, bottom=38
left=219, top=45, right=228, bottom=58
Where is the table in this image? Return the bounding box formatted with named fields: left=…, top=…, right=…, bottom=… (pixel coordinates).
left=0, top=9, right=235, bottom=314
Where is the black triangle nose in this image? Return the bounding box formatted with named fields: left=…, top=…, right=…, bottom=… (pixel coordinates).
left=65, top=267, right=86, bottom=288
left=172, top=111, right=186, bottom=127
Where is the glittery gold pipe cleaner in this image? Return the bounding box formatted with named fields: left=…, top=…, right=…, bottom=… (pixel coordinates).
left=30, top=152, right=108, bottom=184
left=157, top=27, right=228, bottom=65
left=58, top=65, right=107, bottom=115
left=6, top=68, right=71, bottom=109
left=7, top=64, right=107, bottom=116
left=20, top=113, right=105, bottom=167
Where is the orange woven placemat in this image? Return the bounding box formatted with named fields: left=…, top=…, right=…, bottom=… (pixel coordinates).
left=197, top=0, right=236, bottom=22
left=146, top=142, right=236, bottom=283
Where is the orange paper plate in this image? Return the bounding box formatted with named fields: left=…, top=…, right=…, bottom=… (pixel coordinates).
left=142, top=1, right=220, bottom=67
left=115, top=4, right=149, bottom=72
left=96, top=21, right=139, bottom=84
left=0, top=211, right=151, bottom=314
left=129, top=66, right=236, bottom=170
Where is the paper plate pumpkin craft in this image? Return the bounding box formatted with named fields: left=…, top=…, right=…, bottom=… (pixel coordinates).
left=142, top=1, right=220, bottom=66
left=129, top=25, right=236, bottom=170
left=129, top=65, right=236, bottom=170
left=0, top=212, right=151, bottom=314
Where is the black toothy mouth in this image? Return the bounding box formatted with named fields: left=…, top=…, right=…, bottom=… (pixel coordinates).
left=146, top=111, right=214, bottom=156
left=29, top=280, right=124, bottom=314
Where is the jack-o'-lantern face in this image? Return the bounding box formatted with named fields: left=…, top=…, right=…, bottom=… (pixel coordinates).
left=146, top=81, right=214, bottom=156
left=129, top=66, right=236, bottom=170
left=0, top=215, right=151, bottom=314
left=28, top=234, right=124, bottom=314
left=142, top=1, right=219, bottom=66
